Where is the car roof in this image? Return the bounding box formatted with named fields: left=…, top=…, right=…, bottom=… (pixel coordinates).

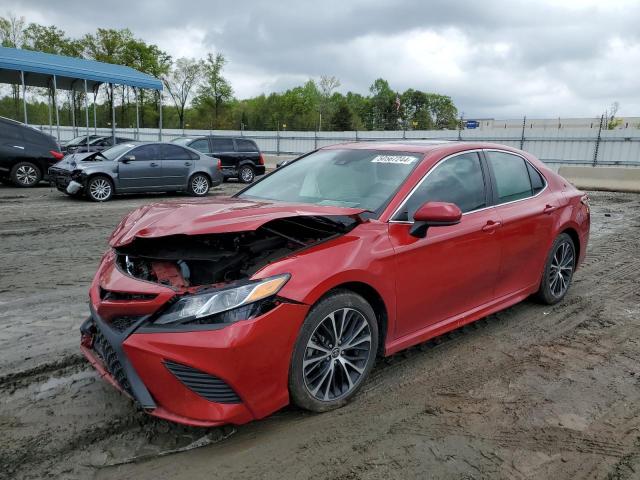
left=322, top=140, right=523, bottom=155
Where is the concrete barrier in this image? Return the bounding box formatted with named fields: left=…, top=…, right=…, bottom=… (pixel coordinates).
left=558, top=166, right=640, bottom=193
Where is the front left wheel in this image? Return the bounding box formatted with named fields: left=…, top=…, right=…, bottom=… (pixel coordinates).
left=86, top=175, right=114, bottom=202
left=289, top=290, right=378, bottom=413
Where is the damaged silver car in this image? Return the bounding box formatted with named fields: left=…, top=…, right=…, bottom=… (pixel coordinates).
left=48, top=142, right=223, bottom=201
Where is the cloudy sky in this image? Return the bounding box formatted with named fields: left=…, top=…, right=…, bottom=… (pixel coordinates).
left=8, top=0, right=640, bottom=118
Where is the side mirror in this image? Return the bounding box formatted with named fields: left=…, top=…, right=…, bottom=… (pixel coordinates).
left=409, top=201, right=462, bottom=238
left=120, top=155, right=135, bottom=163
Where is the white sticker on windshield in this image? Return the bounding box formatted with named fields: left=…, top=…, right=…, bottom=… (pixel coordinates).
left=371, top=155, right=417, bottom=165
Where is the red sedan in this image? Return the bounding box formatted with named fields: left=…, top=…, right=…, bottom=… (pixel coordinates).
left=80, top=141, right=590, bottom=426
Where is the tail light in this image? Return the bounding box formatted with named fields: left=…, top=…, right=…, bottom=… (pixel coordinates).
left=50, top=150, right=64, bottom=160
left=258, top=153, right=265, bottom=166
left=217, top=159, right=222, bottom=171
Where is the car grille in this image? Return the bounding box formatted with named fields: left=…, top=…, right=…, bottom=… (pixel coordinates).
left=92, top=328, right=133, bottom=396
left=107, top=316, right=141, bottom=333
left=164, top=360, right=241, bottom=404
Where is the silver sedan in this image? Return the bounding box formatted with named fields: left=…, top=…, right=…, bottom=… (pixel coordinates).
left=48, top=142, right=224, bottom=201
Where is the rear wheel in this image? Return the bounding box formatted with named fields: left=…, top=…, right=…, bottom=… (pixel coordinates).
left=86, top=175, right=114, bottom=202
left=188, top=173, right=210, bottom=196
left=238, top=165, right=255, bottom=183
left=289, top=290, right=378, bottom=412
left=11, top=162, right=41, bottom=187
left=536, top=233, right=575, bottom=304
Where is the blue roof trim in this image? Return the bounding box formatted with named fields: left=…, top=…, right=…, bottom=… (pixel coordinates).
left=0, top=46, right=163, bottom=90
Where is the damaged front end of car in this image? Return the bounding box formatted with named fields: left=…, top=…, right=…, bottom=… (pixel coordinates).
left=80, top=204, right=365, bottom=425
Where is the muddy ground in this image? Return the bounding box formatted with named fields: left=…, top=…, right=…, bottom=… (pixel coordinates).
left=0, top=183, right=639, bottom=480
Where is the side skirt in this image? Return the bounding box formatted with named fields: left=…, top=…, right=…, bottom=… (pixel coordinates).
left=384, top=284, right=538, bottom=356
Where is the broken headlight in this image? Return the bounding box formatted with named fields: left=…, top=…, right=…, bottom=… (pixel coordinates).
left=154, top=274, right=289, bottom=326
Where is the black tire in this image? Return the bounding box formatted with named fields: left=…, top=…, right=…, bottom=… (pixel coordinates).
left=86, top=175, right=114, bottom=202
left=188, top=173, right=210, bottom=196
left=536, top=233, right=576, bottom=305
left=289, top=290, right=378, bottom=413
left=10, top=162, right=42, bottom=187
left=238, top=165, right=255, bottom=183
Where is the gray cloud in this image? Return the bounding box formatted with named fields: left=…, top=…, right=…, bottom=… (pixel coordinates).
left=8, top=0, right=640, bottom=117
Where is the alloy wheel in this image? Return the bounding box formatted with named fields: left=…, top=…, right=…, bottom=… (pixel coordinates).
left=240, top=167, right=254, bottom=183
left=303, top=308, right=372, bottom=401
left=191, top=175, right=209, bottom=195
left=16, top=165, right=38, bottom=186
left=549, top=240, right=574, bottom=298
left=89, top=178, right=112, bottom=201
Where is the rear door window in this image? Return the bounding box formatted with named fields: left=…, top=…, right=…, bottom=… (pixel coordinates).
left=486, top=151, right=533, bottom=204
left=527, top=163, right=546, bottom=194
left=395, top=152, right=487, bottom=221
left=211, top=138, right=235, bottom=152
left=235, top=139, right=258, bottom=152
left=160, top=144, right=192, bottom=160
left=130, top=144, right=161, bottom=161
left=2, top=123, right=24, bottom=141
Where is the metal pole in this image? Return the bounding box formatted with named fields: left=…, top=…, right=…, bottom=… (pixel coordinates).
left=520, top=115, right=526, bottom=150
left=593, top=114, right=604, bottom=167
left=314, top=130, right=318, bottom=150
left=20, top=71, right=28, bottom=125
left=276, top=129, right=280, bottom=155
left=47, top=86, right=52, bottom=135
left=458, top=114, right=463, bottom=141
left=110, top=83, right=116, bottom=144
left=70, top=85, right=76, bottom=137
left=93, top=87, right=98, bottom=135
left=84, top=80, right=90, bottom=149
left=134, top=88, right=140, bottom=141
left=158, top=90, right=163, bottom=141
left=53, top=75, right=60, bottom=142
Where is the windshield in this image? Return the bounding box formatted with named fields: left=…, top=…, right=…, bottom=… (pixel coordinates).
left=66, top=135, right=101, bottom=146
left=100, top=143, right=136, bottom=161
left=238, top=149, right=423, bottom=213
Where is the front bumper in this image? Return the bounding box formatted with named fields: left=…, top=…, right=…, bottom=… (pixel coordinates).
left=82, top=253, right=309, bottom=426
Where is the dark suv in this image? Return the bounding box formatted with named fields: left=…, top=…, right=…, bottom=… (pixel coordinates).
left=172, top=136, right=265, bottom=183
left=0, top=116, right=64, bottom=187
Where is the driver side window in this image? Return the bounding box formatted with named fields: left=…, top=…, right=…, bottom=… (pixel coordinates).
left=129, top=144, right=160, bottom=161
left=395, top=152, right=487, bottom=221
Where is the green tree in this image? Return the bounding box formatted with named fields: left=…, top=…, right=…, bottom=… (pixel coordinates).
left=330, top=100, right=353, bottom=131
left=162, top=57, right=203, bottom=129
left=195, top=53, right=233, bottom=128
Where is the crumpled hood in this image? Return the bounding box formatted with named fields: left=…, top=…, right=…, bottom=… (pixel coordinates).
left=53, top=152, right=105, bottom=171
left=110, top=197, right=366, bottom=247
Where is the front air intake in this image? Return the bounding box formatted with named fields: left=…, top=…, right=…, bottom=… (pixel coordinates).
left=163, top=360, right=241, bottom=404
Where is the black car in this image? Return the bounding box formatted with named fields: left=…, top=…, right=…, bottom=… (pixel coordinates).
left=62, top=135, right=134, bottom=155
left=172, top=136, right=265, bottom=183
left=0, top=116, right=64, bottom=187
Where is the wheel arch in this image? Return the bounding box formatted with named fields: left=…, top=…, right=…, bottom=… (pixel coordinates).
left=318, top=281, right=388, bottom=358
left=559, top=226, right=581, bottom=267
left=86, top=172, right=116, bottom=191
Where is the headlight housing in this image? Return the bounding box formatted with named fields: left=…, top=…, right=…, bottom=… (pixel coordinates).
left=154, top=274, right=290, bottom=326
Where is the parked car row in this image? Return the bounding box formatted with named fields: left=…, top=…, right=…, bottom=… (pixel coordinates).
left=0, top=118, right=267, bottom=201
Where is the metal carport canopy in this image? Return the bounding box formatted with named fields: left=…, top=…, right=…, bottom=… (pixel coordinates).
left=0, top=46, right=163, bottom=91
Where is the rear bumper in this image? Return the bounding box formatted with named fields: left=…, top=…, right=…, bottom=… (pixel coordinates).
left=82, top=273, right=309, bottom=426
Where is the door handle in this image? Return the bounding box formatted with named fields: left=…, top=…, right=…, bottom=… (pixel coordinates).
left=12, top=145, right=25, bottom=150
left=150, top=162, right=159, bottom=167
left=543, top=204, right=558, bottom=214
left=481, top=220, right=502, bottom=232
left=184, top=162, right=192, bottom=166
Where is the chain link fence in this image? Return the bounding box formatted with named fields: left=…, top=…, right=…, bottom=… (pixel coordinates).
left=39, top=123, right=640, bottom=167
